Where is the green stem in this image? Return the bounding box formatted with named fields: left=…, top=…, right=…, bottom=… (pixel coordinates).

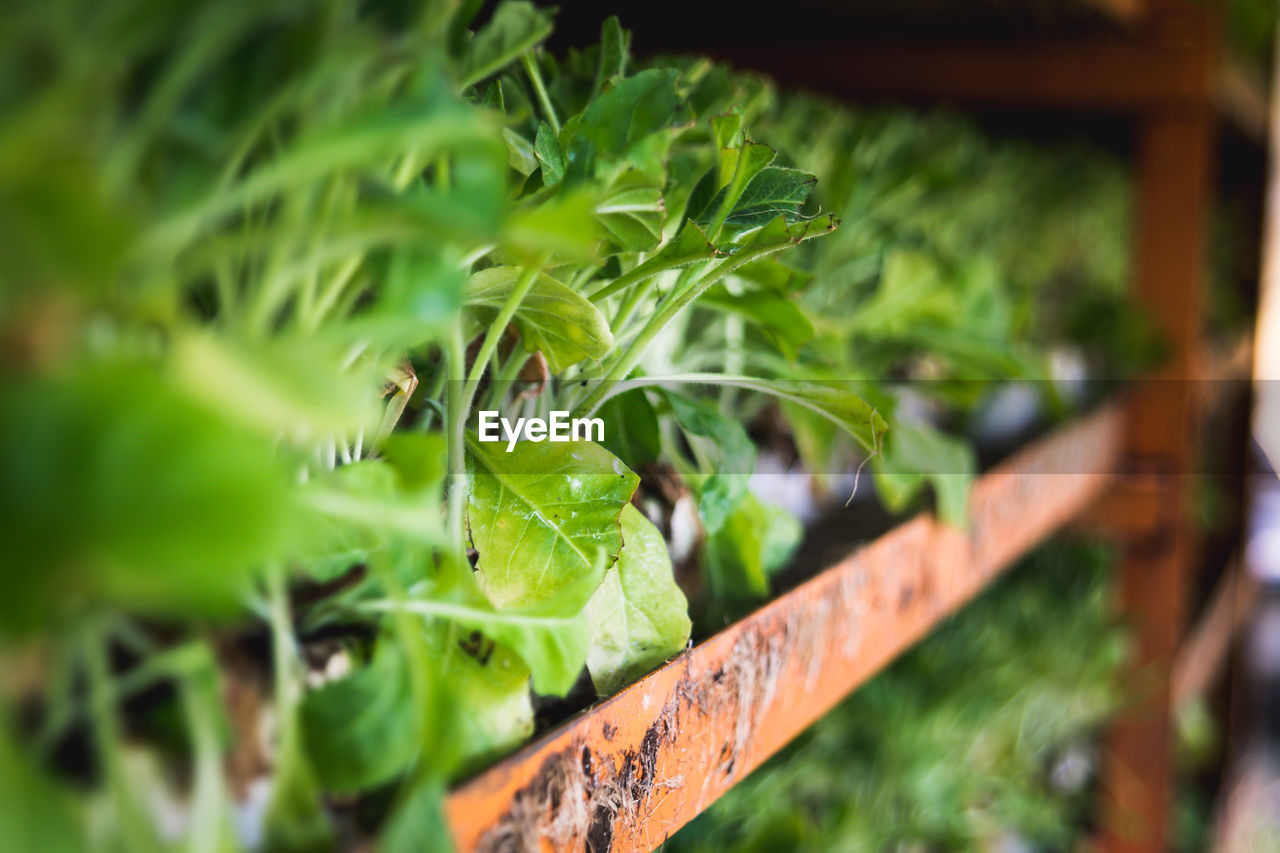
left=444, top=323, right=468, bottom=559
left=522, top=52, right=560, bottom=135
left=573, top=238, right=800, bottom=417
left=179, top=668, right=225, bottom=853
left=84, top=622, right=158, bottom=852
left=610, top=274, right=656, bottom=333
left=265, top=566, right=298, bottom=718
left=483, top=346, right=530, bottom=411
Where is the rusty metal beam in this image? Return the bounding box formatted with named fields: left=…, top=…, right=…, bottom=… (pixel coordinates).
left=1172, top=557, right=1256, bottom=709
left=1082, top=0, right=1148, bottom=25
left=1097, top=52, right=1215, bottom=847
left=719, top=32, right=1212, bottom=113
left=446, top=406, right=1123, bottom=853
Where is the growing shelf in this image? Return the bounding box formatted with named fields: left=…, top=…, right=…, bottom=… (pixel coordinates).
left=445, top=405, right=1123, bottom=852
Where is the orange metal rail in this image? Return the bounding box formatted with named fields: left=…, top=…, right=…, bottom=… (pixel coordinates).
left=446, top=405, right=1124, bottom=853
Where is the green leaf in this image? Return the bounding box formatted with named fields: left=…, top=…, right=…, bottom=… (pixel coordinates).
left=169, top=331, right=380, bottom=442
left=502, top=188, right=601, bottom=260
left=465, top=434, right=639, bottom=613
left=464, top=265, right=613, bottom=371
left=375, top=592, right=590, bottom=696
left=700, top=164, right=816, bottom=240
left=534, top=121, right=565, bottom=187
left=697, top=140, right=776, bottom=237
left=380, top=432, right=448, bottom=493
left=872, top=420, right=975, bottom=527
left=711, top=377, right=886, bottom=456
left=264, top=716, right=333, bottom=853
left=456, top=1, right=554, bottom=90
left=734, top=256, right=815, bottom=293
left=704, top=493, right=802, bottom=604
left=294, top=451, right=445, bottom=583
left=699, top=286, right=815, bottom=361
left=594, top=175, right=665, bottom=252
left=301, top=641, right=417, bottom=793
left=378, top=775, right=452, bottom=853
left=503, top=127, right=538, bottom=177
left=444, top=630, right=536, bottom=772
left=0, top=727, right=86, bottom=853
left=585, top=504, right=691, bottom=695
left=661, top=390, right=755, bottom=533
left=564, top=68, right=684, bottom=181
left=597, top=389, right=661, bottom=465
left=480, top=79, right=505, bottom=111
left=300, top=460, right=445, bottom=545
left=588, top=221, right=718, bottom=302
left=0, top=367, right=296, bottom=633
left=595, top=16, right=631, bottom=89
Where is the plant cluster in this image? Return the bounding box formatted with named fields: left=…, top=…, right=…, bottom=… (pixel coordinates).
left=667, top=538, right=1128, bottom=853
left=0, top=1, right=1144, bottom=850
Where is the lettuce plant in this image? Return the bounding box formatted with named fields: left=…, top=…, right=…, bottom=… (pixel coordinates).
left=0, top=2, right=879, bottom=849
left=0, top=1, right=1151, bottom=850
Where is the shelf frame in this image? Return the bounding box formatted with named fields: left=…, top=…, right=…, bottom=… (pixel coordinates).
left=446, top=406, right=1123, bottom=853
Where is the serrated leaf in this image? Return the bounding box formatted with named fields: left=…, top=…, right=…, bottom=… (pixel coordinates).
left=588, top=221, right=717, bottom=302
left=697, top=140, right=776, bottom=236
left=456, top=2, right=554, bottom=90
left=464, top=266, right=612, bottom=371
left=701, top=165, right=816, bottom=240
left=534, top=121, right=565, bottom=187
left=465, top=434, right=639, bottom=613
left=585, top=504, right=691, bottom=695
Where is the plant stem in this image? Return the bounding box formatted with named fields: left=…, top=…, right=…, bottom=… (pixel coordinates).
left=444, top=322, right=468, bottom=558
left=84, top=621, right=158, bottom=852
left=483, top=345, right=529, bottom=411
left=610, top=274, right=655, bottom=332
left=573, top=236, right=803, bottom=417
left=522, top=52, right=560, bottom=135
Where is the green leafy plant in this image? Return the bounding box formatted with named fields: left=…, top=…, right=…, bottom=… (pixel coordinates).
left=0, top=1, right=1152, bottom=850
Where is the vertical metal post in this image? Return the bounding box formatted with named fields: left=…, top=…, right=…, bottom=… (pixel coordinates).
left=1099, top=100, right=1213, bottom=853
